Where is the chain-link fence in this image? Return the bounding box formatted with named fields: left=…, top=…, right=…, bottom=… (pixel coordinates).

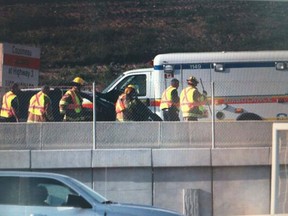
left=0, top=81, right=287, bottom=149
left=0, top=121, right=277, bottom=150
left=0, top=81, right=286, bottom=216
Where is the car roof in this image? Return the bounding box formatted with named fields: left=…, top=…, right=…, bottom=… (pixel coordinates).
left=0, top=170, right=69, bottom=179
left=21, top=88, right=93, bottom=95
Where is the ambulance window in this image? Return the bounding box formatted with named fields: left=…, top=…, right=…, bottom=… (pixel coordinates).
left=115, top=75, right=146, bottom=96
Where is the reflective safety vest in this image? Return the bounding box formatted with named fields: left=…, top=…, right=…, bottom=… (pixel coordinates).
left=160, top=86, right=178, bottom=110
left=180, top=86, right=206, bottom=118
left=28, top=92, right=46, bottom=116
left=0, top=91, right=17, bottom=118
left=59, top=90, right=82, bottom=113
left=115, top=93, right=127, bottom=121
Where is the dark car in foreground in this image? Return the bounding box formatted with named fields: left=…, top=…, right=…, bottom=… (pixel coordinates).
left=0, top=171, right=184, bottom=216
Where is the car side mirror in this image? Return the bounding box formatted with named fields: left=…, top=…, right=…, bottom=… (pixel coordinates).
left=66, top=194, right=92, bottom=209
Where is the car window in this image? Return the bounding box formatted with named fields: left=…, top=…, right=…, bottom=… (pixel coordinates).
left=0, top=177, right=21, bottom=205
left=0, top=176, right=81, bottom=207
left=36, top=183, right=76, bottom=206
left=26, top=177, right=79, bottom=207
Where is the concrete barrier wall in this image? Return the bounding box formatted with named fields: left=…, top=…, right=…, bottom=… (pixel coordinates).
left=0, top=147, right=286, bottom=216
left=0, top=121, right=288, bottom=215
left=0, top=121, right=278, bottom=150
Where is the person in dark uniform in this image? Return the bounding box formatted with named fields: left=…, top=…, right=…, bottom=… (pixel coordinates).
left=160, top=79, right=180, bottom=121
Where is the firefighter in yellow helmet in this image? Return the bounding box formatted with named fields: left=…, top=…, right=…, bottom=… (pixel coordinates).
left=72, top=77, right=85, bottom=86
left=0, top=83, right=20, bottom=122
left=115, top=85, right=138, bottom=121
left=27, top=85, right=54, bottom=123
left=115, top=84, right=162, bottom=121
left=59, top=77, right=85, bottom=121
left=180, top=76, right=208, bottom=121
left=160, top=78, right=180, bottom=121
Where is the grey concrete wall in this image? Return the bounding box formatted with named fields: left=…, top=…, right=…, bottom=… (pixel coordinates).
left=0, top=147, right=285, bottom=216
left=213, top=166, right=270, bottom=215
left=0, top=121, right=277, bottom=150
left=0, top=121, right=288, bottom=215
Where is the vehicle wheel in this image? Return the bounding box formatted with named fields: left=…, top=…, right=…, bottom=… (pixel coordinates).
left=236, top=112, right=262, bottom=120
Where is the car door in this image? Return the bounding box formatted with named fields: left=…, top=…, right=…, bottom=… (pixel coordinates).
left=0, top=176, right=25, bottom=216
left=0, top=176, right=98, bottom=216
left=24, top=177, right=100, bottom=216
left=24, top=205, right=97, bottom=216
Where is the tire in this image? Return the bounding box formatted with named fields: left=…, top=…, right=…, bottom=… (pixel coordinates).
left=236, top=112, right=262, bottom=121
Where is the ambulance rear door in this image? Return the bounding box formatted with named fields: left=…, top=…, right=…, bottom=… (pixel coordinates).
left=211, top=60, right=288, bottom=120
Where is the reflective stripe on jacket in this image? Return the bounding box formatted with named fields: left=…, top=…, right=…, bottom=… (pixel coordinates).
left=27, top=91, right=54, bottom=123
left=28, top=92, right=45, bottom=116
left=115, top=93, right=127, bottom=121
left=180, top=86, right=206, bottom=118
left=0, top=91, right=17, bottom=118
left=59, top=90, right=82, bottom=114
left=160, top=86, right=177, bottom=110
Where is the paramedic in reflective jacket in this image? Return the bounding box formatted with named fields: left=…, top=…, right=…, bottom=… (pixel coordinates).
left=27, top=85, right=54, bottom=123
left=180, top=76, right=207, bottom=121
left=59, top=77, right=85, bottom=121
left=115, top=85, right=138, bottom=121
left=160, top=78, right=180, bottom=121
left=116, top=85, right=161, bottom=121
left=0, top=83, right=20, bottom=122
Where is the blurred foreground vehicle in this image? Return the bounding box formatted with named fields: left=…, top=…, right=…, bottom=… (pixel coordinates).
left=0, top=171, right=183, bottom=216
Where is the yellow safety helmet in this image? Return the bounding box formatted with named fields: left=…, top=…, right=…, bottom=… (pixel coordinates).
left=73, top=77, right=85, bottom=86
left=126, top=84, right=139, bottom=94
left=127, top=84, right=136, bottom=89
left=124, top=86, right=136, bottom=95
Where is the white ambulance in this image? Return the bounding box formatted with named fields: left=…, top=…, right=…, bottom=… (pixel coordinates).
left=103, top=51, right=288, bottom=121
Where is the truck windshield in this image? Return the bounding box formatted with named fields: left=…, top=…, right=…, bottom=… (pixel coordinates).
left=102, top=74, right=147, bottom=96
left=102, top=74, right=125, bottom=93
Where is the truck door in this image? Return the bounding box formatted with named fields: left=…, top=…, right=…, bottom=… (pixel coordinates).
left=104, top=71, right=152, bottom=108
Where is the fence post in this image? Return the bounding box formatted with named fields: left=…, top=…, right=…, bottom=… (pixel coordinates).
left=92, top=82, right=96, bottom=150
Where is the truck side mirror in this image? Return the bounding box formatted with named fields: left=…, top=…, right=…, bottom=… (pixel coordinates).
left=145, top=98, right=150, bottom=106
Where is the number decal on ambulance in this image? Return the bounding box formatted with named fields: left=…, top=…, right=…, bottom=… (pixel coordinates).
left=189, top=64, right=202, bottom=69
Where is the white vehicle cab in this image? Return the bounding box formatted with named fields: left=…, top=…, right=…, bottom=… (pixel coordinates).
left=104, top=51, right=288, bottom=121
left=0, top=171, right=183, bottom=216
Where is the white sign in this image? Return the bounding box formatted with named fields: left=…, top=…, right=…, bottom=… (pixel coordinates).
left=0, top=42, right=40, bottom=89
